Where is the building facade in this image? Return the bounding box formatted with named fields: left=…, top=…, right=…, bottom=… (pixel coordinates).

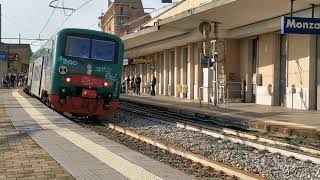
left=99, top=0, right=151, bottom=37
left=122, top=0, right=320, bottom=111
left=0, top=43, right=32, bottom=78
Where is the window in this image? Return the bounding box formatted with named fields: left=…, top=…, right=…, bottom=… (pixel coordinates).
left=120, top=7, right=124, bottom=15
left=91, top=40, right=115, bottom=62
left=64, top=36, right=116, bottom=62
left=65, top=36, right=90, bottom=59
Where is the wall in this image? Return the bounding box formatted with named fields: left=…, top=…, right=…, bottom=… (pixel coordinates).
left=224, top=39, right=241, bottom=99
left=286, top=35, right=310, bottom=110
left=225, top=39, right=240, bottom=82
left=144, top=0, right=213, bottom=27
left=239, top=39, right=253, bottom=102
left=256, top=33, right=276, bottom=106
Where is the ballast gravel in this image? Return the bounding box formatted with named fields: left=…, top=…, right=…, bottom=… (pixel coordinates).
left=112, top=111, right=320, bottom=180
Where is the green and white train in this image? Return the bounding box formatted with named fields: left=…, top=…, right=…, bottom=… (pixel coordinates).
left=27, top=28, right=124, bottom=117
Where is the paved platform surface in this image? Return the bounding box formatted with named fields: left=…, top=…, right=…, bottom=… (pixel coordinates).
left=121, top=93, right=320, bottom=139
left=1, top=89, right=193, bottom=180
left=0, top=91, right=74, bottom=180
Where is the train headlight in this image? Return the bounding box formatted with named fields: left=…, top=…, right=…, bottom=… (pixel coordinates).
left=103, top=82, right=109, bottom=87
left=65, top=77, right=71, bottom=83
left=61, top=88, right=67, bottom=93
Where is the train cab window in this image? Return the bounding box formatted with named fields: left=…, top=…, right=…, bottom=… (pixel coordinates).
left=65, top=36, right=90, bottom=59
left=91, top=40, right=115, bottom=62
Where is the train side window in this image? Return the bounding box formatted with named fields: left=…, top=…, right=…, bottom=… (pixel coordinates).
left=43, top=56, right=48, bottom=69
left=47, top=40, right=54, bottom=68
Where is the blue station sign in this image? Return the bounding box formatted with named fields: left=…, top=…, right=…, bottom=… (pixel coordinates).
left=281, top=16, right=320, bottom=35
left=0, top=52, right=8, bottom=61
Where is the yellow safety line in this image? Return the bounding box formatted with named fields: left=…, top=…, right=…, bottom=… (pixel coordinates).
left=12, top=92, right=163, bottom=180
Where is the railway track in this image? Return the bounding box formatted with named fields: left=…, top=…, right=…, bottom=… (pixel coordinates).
left=62, top=99, right=320, bottom=179
left=111, top=101, right=320, bottom=180
left=78, top=122, right=240, bottom=180
left=119, top=101, right=320, bottom=158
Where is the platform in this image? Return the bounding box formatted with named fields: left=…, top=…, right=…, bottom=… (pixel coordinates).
left=0, top=89, right=193, bottom=180
left=120, top=93, right=320, bottom=139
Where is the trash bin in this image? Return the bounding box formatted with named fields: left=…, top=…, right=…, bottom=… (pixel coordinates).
left=145, top=83, right=151, bottom=94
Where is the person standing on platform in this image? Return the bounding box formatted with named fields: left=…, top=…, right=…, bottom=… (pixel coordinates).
left=131, top=76, right=135, bottom=93
left=151, top=75, right=156, bottom=96
left=135, top=75, right=142, bottom=95
left=126, top=76, right=131, bottom=92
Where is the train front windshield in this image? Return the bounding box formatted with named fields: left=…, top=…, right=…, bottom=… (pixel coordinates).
left=65, top=36, right=116, bottom=62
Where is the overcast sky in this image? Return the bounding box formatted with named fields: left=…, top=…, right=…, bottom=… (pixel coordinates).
left=1, top=0, right=170, bottom=51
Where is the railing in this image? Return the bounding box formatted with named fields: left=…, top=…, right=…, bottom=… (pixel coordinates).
left=198, top=81, right=245, bottom=108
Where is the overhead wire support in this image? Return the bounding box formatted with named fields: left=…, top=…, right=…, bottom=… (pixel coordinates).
left=49, top=0, right=75, bottom=12
left=53, top=0, right=96, bottom=35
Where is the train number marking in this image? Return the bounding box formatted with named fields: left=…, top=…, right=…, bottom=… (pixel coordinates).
left=58, top=56, right=78, bottom=66
left=95, top=66, right=112, bottom=73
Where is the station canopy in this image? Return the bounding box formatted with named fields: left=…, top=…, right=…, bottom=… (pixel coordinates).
left=122, top=0, right=319, bottom=58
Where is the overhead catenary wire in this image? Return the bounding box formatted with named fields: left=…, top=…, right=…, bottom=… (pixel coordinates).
left=39, top=0, right=60, bottom=36
left=117, top=2, right=179, bottom=29
left=53, top=0, right=96, bottom=35
left=62, top=0, right=73, bottom=16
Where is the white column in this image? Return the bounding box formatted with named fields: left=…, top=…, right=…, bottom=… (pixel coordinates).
left=158, top=53, right=163, bottom=95
left=174, top=47, right=181, bottom=97
left=163, top=50, right=169, bottom=96
left=194, top=43, right=200, bottom=100
left=168, top=51, right=174, bottom=96
left=147, top=64, right=150, bottom=84
left=187, top=43, right=195, bottom=99
left=180, top=48, right=185, bottom=98
left=203, top=68, right=213, bottom=103
left=139, top=64, right=143, bottom=93
left=155, top=53, right=160, bottom=95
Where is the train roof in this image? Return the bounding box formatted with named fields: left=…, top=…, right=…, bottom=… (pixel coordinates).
left=30, top=28, right=123, bottom=62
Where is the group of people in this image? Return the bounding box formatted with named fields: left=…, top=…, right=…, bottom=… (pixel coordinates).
left=121, top=75, right=157, bottom=96
left=1, top=74, right=27, bottom=88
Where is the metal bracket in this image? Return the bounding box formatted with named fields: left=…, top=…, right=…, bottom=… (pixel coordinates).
left=49, top=0, right=75, bottom=12
left=290, top=0, right=295, bottom=17
left=311, top=4, right=315, bottom=18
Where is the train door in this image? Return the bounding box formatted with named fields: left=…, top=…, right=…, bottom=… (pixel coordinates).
left=39, top=56, right=48, bottom=97
left=30, top=57, right=44, bottom=97
left=27, top=62, right=34, bottom=87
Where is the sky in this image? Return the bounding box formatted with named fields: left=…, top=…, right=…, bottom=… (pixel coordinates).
left=0, top=0, right=172, bottom=51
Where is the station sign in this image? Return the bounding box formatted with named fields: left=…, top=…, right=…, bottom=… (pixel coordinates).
left=281, top=16, right=320, bottom=35
left=132, top=58, right=154, bottom=64
left=0, top=52, right=7, bottom=61
left=9, top=53, right=19, bottom=61
left=123, top=59, right=129, bottom=66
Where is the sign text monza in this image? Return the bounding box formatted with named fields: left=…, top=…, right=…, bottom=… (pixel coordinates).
left=281, top=16, right=320, bottom=35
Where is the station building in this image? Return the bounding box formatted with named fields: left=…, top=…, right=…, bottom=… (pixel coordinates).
left=121, top=0, right=320, bottom=111
left=0, top=43, right=32, bottom=78
left=99, top=0, right=151, bottom=37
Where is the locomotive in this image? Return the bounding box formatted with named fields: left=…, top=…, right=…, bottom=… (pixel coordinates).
left=27, top=28, right=124, bottom=118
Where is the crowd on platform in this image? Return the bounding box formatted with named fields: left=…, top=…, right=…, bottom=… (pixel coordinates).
left=121, top=75, right=157, bottom=96
left=1, top=73, right=28, bottom=88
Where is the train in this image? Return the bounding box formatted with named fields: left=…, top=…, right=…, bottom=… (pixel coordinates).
left=27, top=28, right=124, bottom=118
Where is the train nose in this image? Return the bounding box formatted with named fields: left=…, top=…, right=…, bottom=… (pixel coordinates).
left=82, top=89, right=97, bottom=99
